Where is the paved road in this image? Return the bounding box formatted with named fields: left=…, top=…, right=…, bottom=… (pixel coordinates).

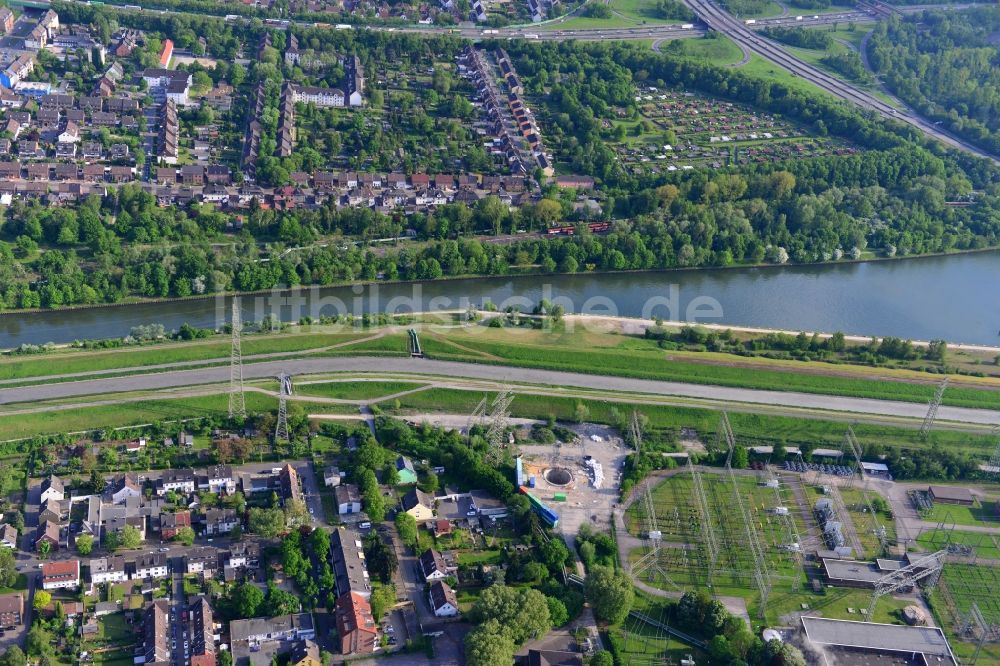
left=5, top=356, right=1000, bottom=426
left=680, top=0, right=999, bottom=163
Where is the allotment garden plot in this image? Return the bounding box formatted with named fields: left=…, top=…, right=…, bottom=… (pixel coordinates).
left=613, top=89, right=855, bottom=174
left=625, top=469, right=807, bottom=594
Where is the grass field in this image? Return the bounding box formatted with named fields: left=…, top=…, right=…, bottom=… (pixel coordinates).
left=294, top=380, right=427, bottom=401
left=925, top=501, right=1000, bottom=528
left=931, top=563, right=1000, bottom=666
left=624, top=471, right=806, bottom=593
left=418, top=327, right=1000, bottom=411
left=0, top=329, right=377, bottom=382
left=662, top=35, right=746, bottom=65
left=917, top=529, right=1000, bottom=560
left=384, top=385, right=997, bottom=455
left=837, top=487, right=896, bottom=558
left=0, top=393, right=275, bottom=441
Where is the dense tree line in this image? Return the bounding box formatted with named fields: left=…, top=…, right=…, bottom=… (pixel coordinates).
left=868, top=9, right=1000, bottom=156
left=760, top=26, right=832, bottom=49
left=1, top=19, right=999, bottom=310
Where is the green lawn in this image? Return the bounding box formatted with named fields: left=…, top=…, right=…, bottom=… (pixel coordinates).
left=0, top=330, right=375, bottom=383
left=0, top=392, right=276, bottom=441
left=418, top=329, right=1000, bottom=411
left=661, top=35, right=745, bottom=66
left=0, top=574, right=28, bottom=594
left=925, top=501, right=1000, bottom=528
left=295, top=380, right=427, bottom=401
left=94, top=612, right=136, bottom=646
left=739, top=55, right=828, bottom=96
left=456, top=550, right=504, bottom=566
left=384, top=386, right=997, bottom=456
left=917, top=529, right=1000, bottom=560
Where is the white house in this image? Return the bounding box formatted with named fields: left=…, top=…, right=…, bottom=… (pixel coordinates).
left=110, top=474, right=142, bottom=505
left=39, top=475, right=65, bottom=503
left=335, top=484, right=362, bottom=515
left=89, top=556, right=127, bottom=585
left=41, top=560, right=80, bottom=591
left=418, top=549, right=450, bottom=582
left=324, top=467, right=342, bottom=488
left=428, top=581, right=459, bottom=617
left=131, top=553, right=168, bottom=580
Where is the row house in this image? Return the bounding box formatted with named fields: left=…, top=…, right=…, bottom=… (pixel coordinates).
left=40, top=560, right=79, bottom=591
left=132, top=552, right=169, bottom=580
left=160, top=100, right=178, bottom=162
left=160, top=511, right=192, bottom=540
left=203, top=508, right=238, bottom=536
left=89, top=555, right=128, bottom=584
left=1, top=54, right=34, bottom=89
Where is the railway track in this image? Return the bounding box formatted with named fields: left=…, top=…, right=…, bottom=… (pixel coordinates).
left=683, top=0, right=999, bottom=163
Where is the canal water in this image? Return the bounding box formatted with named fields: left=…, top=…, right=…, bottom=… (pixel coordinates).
left=1, top=251, right=998, bottom=348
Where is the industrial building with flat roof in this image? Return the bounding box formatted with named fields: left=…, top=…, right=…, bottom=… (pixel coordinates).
left=801, top=616, right=957, bottom=666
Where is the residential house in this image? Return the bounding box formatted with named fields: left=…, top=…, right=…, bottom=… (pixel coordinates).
left=40, top=559, right=80, bottom=590
left=280, top=464, right=301, bottom=504
left=38, top=498, right=65, bottom=524
left=143, top=600, right=170, bottom=665
left=330, top=528, right=371, bottom=599
left=157, top=468, right=196, bottom=496
left=185, top=546, right=218, bottom=575
left=131, top=552, right=169, bottom=580
left=0, top=8, right=14, bottom=35
left=324, top=467, right=343, bottom=487
left=109, top=473, right=142, bottom=504
left=401, top=488, right=434, bottom=523
left=159, top=38, right=173, bottom=68
left=89, top=556, right=128, bottom=584
left=1, top=54, right=34, bottom=89
left=345, top=54, right=364, bottom=107
left=160, top=511, right=192, bottom=540
left=229, top=613, right=316, bottom=644
left=428, top=580, right=459, bottom=617
left=395, top=456, right=418, bottom=485
left=290, top=84, right=344, bottom=108
left=334, top=484, right=362, bottom=515
left=334, top=593, right=377, bottom=655
left=206, top=165, right=231, bottom=185
left=0, top=524, right=17, bottom=549
left=418, top=549, right=452, bottom=582
left=39, top=474, right=65, bottom=502
left=35, top=520, right=60, bottom=552
left=289, top=639, right=321, bottom=666
left=189, top=596, right=216, bottom=666
left=0, top=594, right=23, bottom=628
left=203, top=508, right=239, bottom=536
left=222, top=541, right=259, bottom=571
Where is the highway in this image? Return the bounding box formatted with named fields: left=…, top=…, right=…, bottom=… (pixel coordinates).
left=679, top=0, right=999, bottom=162
left=3, top=356, right=999, bottom=426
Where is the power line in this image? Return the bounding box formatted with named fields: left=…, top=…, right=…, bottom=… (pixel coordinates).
left=719, top=412, right=771, bottom=618
left=484, top=386, right=513, bottom=466
left=844, top=425, right=889, bottom=554
left=919, top=377, right=949, bottom=439
left=275, top=372, right=292, bottom=442
left=228, top=297, right=246, bottom=421
left=865, top=549, right=946, bottom=619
